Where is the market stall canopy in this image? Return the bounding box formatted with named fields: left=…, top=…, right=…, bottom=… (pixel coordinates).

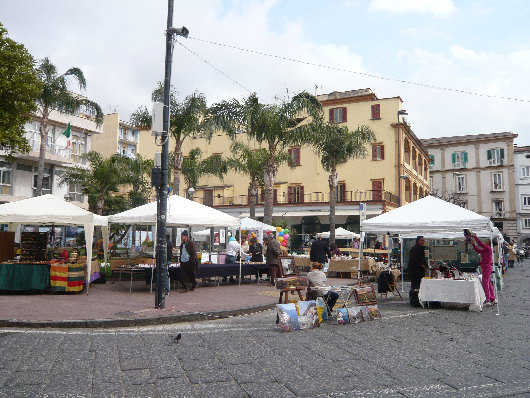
left=108, top=195, right=240, bottom=227
left=317, top=227, right=360, bottom=239
left=239, top=217, right=276, bottom=232
left=400, top=227, right=503, bottom=241
left=361, top=196, right=492, bottom=234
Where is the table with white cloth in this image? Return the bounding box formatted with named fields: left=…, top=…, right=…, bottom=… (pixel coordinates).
left=418, top=277, right=486, bottom=312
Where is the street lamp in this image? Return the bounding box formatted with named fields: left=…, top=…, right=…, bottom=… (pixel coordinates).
left=154, top=0, right=189, bottom=309
left=187, top=187, right=195, bottom=201
left=397, top=109, right=408, bottom=207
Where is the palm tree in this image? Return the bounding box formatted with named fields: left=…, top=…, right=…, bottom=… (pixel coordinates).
left=181, top=148, right=228, bottom=201
left=122, top=154, right=154, bottom=208
left=130, top=83, right=208, bottom=197
left=58, top=152, right=129, bottom=215
left=307, top=119, right=375, bottom=244
left=208, top=92, right=321, bottom=224
left=35, top=57, right=103, bottom=196
left=226, top=141, right=293, bottom=219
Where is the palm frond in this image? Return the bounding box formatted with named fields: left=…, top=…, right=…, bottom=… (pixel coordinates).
left=63, top=67, right=86, bottom=90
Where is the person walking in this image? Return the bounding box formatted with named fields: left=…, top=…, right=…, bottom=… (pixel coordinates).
left=179, top=230, right=198, bottom=292
left=470, top=232, right=496, bottom=306
left=310, top=236, right=331, bottom=266
left=264, top=236, right=281, bottom=286
left=506, top=240, right=517, bottom=268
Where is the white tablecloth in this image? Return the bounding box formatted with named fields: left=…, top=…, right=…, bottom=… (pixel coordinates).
left=418, top=278, right=486, bottom=312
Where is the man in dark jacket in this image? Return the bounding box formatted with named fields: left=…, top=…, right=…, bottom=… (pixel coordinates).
left=179, top=230, right=198, bottom=292
left=264, top=236, right=281, bottom=286
left=310, top=236, right=331, bottom=266
left=408, top=236, right=427, bottom=291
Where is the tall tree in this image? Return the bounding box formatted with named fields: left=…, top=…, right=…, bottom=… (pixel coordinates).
left=58, top=152, right=129, bottom=215
left=208, top=92, right=321, bottom=224
left=34, top=57, right=103, bottom=196
left=181, top=148, right=228, bottom=200
left=0, top=24, right=41, bottom=155
left=307, top=119, right=375, bottom=244
left=226, top=141, right=292, bottom=219
left=130, top=84, right=208, bottom=197
left=122, top=154, right=154, bottom=208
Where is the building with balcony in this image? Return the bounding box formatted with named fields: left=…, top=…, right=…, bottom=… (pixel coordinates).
left=155, top=88, right=430, bottom=248
left=91, top=113, right=140, bottom=159
left=423, top=132, right=518, bottom=239
left=514, top=145, right=530, bottom=246
left=0, top=107, right=102, bottom=208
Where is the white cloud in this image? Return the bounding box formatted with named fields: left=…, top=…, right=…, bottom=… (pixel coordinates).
left=370, top=0, right=457, bottom=17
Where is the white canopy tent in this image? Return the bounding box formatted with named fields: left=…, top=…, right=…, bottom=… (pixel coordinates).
left=240, top=217, right=275, bottom=243
left=317, top=227, right=360, bottom=240
left=0, top=194, right=109, bottom=293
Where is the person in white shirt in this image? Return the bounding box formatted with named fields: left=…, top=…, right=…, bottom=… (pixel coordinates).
left=306, top=262, right=339, bottom=315
left=226, top=237, right=240, bottom=263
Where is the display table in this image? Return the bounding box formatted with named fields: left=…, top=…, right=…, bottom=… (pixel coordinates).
left=327, top=258, right=376, bottom=277
left=0, top=262, right=50, bottom=291
left=293, top=256, right=311, bottom=272
left=418, top=277, right=486, bottom=312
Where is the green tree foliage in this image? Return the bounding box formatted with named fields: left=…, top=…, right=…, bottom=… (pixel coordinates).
left=35, top=58, right=103, bottom=195
left=0, top=24, right=41, bottom=155
left=208, top=92, right=321, bottom=224
left=306, top=119, right=375, bottom=243
left=130, top=83, right=208, bottom=197
left=181, top=148, right=228, bottom=200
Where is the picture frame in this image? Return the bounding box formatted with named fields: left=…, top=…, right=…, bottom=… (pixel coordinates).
left=353, top=285, right=377, bottom=306
left=278, top=256, right=296, bottom=276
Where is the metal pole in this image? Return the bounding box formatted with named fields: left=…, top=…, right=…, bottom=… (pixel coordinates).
left=397, top=112, right=401, bottom=207
left=156, top=0, right=174, bottom=309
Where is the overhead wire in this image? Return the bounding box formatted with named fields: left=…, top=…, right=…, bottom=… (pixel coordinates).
left=189, top=36, right=530, bottom=104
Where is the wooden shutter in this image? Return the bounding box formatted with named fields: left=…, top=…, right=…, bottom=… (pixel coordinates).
left=329, top=109, right=334, bottom=123
left=429, top=155, right=434, bottom=165
left=287, top=186, right=292, bottom=204
left=371, top=104, right=380, bottom=119
left=451, top=153, right=456, bottom=164
left=296, top=148, right=301, bottom=166
left=300, top=186, right=304, bottom=203
left=487, top=149, right=491, bottom=160
left=500, top=148, right=505, bottom=160
left=372, top=145, right=377, bottom=160
left=463, top=151, right=468, bottom=164
left=342, top=107, right=347, bottom=122
left=380, top=145, right=384, bottom=160
left=273, top=189, right=278, bottom=204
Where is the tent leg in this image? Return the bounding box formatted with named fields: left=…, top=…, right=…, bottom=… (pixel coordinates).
left=400, top=237, right=404, bottom=292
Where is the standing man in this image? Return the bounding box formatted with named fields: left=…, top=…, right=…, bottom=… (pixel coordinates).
left=408, top=236, right=427, bottom=306
left=179, top=230, right=198, bottom=293
left=264, top=236, right=281, bottom=286
left=310, top=236, right=331, bottom=266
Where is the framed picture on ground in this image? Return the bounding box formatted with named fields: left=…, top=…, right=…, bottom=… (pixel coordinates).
left=278, top=256, right=296, bottom=276
left=354, top=285, right=377, bottom=306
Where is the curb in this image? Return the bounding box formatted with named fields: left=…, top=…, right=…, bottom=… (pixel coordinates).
left=0, top=303, right=277, bottom=329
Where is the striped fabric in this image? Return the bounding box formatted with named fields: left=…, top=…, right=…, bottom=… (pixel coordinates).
left=50, top=264, right=85, bottom=292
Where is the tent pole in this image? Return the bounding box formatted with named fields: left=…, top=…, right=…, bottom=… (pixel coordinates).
left=400, top=236, right=404, bottom=292
left=238, top=228, right=242, bottom=286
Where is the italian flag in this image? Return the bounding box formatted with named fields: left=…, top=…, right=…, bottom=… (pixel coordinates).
left=63, top=122, right=71, bottom=148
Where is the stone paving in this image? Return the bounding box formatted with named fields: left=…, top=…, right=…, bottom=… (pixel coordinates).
left=0, top=262, right=528, bottom=397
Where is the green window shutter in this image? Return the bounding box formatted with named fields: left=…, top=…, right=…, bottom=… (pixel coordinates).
left=429, top=155, right=434, bottom=165
left=463, top=151, right=468, bottom=164
left=451, top=153, right=456, bottom=163
left=500, top=148, right=504, bottom=159
left=487, top=149, right=491, bottom=160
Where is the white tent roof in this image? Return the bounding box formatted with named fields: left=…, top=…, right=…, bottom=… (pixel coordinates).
left=317, top=227, right=360, bottom=239
left=108, top=194, right=240, bottom=227
left=400, top=227, right=503, bottom=241
left=240, top=217, right=276, bottom=231
left=361, top=196, right=492, bottom=234
left=0, top=194, right=94, bottom=225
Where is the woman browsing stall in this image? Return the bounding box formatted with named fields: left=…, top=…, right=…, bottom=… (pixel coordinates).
left=469, top=231, right=496, bottom=306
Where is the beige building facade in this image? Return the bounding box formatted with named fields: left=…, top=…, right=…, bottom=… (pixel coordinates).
left=91, top=113, right=140, bottom=159
left=423, top=133, right=518, bottom=239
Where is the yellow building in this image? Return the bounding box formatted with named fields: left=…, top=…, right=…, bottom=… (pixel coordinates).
left=91, top=113, right=140, bottom=159
left=137, top=88, right=429, bottom=247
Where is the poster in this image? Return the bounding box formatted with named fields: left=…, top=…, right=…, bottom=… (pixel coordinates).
left=220, top=229, right=226, bottom=244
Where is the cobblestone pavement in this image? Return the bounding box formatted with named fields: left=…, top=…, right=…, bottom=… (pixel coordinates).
left=0, top=261, right=529, bottom=398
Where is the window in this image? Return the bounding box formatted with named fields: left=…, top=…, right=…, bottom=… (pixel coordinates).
left=429, top=177, right=433, bottom=191
left=371, top=104, right=380, bottom=120
left=338, top=182, right=346, bottom=202
left=524, top=218, right=530, bottom=229
left=33, top=167, right=52, bottom=196
left=493, top=200, right=504, bottom=217
left=492, top=172, right=503, bottom=190
left=371, top=144, right=384, bottom=160
left=71, top=135, right=87, bottom=164
left=451, top=151, right=467, bottom=168
left=487, top=148, right=504, bottom=166
left=429, top=155, right=434, bottom=170
left=521, top=165, right=530, bottom=178
left=68, top=182, right=84, bottom=202
left=456, top=175, right=466, bottom=193
left=522, top=195, right=530, bottom=208
left=287, top=185, right=304, bottom=203
left=288, top=147, right=301, bottom=166
left=329, top=107, right=347, bottom=123
left=0, top=161, right=12, bottom=195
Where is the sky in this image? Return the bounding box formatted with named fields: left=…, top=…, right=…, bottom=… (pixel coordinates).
left=2, top=0, right=529, bottom=145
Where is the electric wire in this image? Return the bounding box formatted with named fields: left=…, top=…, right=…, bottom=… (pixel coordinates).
left=189, top=36, right=530, bottom=104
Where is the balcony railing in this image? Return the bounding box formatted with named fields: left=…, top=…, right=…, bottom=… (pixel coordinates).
left=192, top=189, right=398, bottom=207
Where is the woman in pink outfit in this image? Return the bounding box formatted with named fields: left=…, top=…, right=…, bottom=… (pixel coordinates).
left=470, top=233, right=496, bottom=305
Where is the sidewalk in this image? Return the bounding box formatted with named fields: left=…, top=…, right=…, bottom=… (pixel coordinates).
left=0, top=277, right=354, bottom=328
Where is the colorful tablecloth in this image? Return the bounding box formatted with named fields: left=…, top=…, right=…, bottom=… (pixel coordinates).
left=50, top=263, right=84, bottom=292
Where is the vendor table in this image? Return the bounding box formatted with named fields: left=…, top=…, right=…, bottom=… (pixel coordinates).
left=293, top=257, right=311, bottom=272
left=327, top=258, right=376, bottom=277
left=342, top=248, right=389, bottom=262
left=419, top=277, right=486, bottom=312
left=0, top=262, right=50, bottom=291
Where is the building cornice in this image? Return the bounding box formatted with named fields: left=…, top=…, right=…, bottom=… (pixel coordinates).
left=422, top=132, right=518, bottom=146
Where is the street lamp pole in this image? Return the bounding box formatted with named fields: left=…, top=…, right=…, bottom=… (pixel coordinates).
left=397, top=109, right=407, bottom=207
